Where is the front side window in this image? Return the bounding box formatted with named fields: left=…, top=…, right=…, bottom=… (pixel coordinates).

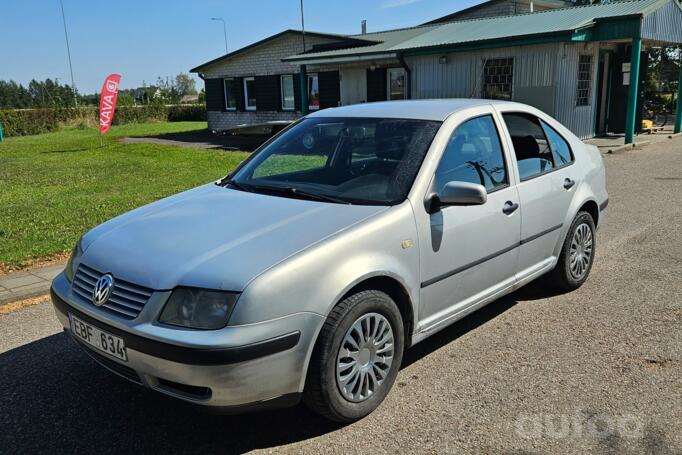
left=243, top=77, right=256, bottom=111
left=387, top=68, right=406, bottom=100
left=435, top=115, right=507, bottom=193
left=483, top=58, right=514, bottom=101
left=503, top=113, right=554, bottom=180
left=280, top=75, right=295, bottom=111
left=576, top=55, right=593, bottom=106
left=223, top=78, right=238, bottom=110
left=230, top=117, right=441, bottom=205
left=308, top=73, right=319, bottom=110
left=540, top=121, right=573, bottom=167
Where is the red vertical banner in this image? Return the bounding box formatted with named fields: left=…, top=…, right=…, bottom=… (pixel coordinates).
left=99, top=74, right=121, bottom=135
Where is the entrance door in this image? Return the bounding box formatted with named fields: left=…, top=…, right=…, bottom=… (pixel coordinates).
left=340, top=69, right=367, bottom=106
left=595, top=51, right=612, bottom=135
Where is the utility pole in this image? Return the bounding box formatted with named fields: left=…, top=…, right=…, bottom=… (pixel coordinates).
left=211, top=18, right=228, bottom=54
left=299, top=0, right=308, bottom=114
left=59, top=0, right=78, bottom=106
left=300, top=0, right=306, bottom=52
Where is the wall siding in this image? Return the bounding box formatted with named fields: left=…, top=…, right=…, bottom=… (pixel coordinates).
left=406, top=42, right=599, bottom=139
left=430, top=0, right=568, bottom=22
left=202, top=33, right=340, bottom=130
left=553, top=43, right=600, bottom=140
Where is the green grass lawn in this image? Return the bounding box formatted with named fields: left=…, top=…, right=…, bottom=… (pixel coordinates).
left=0, top=122, right=249, bottom=270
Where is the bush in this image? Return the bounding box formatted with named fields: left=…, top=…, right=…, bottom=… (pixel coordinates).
left=0, top=104, right=206, bottom=137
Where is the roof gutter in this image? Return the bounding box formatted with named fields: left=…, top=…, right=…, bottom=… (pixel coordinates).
left=282, top=52, right=398, bottom=65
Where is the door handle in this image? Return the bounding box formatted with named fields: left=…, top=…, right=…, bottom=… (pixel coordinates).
left=563, top=178, right=576, bottom=190
left=502, top=201, right=519, bottom=215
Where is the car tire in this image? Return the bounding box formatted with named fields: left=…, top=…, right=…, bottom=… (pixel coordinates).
left=546, top=211, right=596, bottom=292
left=303, top=290, right=404, bottom=423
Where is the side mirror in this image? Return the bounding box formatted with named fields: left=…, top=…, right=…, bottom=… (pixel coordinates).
left=425, top=181, right=487, bottom=213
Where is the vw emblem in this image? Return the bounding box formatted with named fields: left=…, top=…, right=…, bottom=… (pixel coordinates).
left=92, top=274, right=114, bottom=307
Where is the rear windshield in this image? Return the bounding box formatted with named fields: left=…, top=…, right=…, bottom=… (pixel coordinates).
left=230, top=117, right=442, bottom=205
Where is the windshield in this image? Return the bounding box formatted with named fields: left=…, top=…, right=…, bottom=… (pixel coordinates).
left=228, top=117, right=441, bottom=205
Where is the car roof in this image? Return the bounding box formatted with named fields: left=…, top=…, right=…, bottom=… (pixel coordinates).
left=308, top=99, right=522, bottom=121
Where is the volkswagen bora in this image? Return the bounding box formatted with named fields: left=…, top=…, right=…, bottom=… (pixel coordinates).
left=51, top=100, right=607, bottom=422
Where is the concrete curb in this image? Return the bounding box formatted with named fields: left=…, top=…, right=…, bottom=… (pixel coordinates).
left=668, top=132, right=682, bottom=139
left=606, top=140, right=651, bottom=154
left=0, top=286, right=51, bottom=306
left=0, top=263, right=65, bottom=307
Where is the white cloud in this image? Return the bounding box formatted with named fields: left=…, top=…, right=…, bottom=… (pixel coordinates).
left=380, top=0, right=425, bottom=9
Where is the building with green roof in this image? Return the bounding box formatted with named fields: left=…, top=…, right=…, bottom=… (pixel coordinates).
left=192, top=0, right=682, bottom=142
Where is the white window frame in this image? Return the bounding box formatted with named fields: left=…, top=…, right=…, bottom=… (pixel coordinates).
left=307, top=73, right=319, bottom=111
left=387, top=67, right=407, bottom=100
left=576, top=54, right=594, bottom=107
left=223, top=78, right=237, bottom=111
left=243, top=76, right=256, bottom=111
left=280, top=75, right=295, bottom=111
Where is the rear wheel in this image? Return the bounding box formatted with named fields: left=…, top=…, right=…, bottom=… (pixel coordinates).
left=304, top=290, right=404, bottom=422
left=546, top=211, right=596, bottom=291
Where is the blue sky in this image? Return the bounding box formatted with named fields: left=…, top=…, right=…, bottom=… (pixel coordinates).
left=1, top=0, right=483, bottom=94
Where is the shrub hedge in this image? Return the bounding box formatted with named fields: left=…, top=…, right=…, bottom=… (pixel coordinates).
left=0, top=105, right=206, bottom=137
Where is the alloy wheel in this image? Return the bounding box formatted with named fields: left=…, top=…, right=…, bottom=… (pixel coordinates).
left=569, top=222, right=593, bottom=280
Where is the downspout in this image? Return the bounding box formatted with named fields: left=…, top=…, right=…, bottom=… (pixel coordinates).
left=300, top=64, right=309, bottom=115
left=397, top=53, right=412, bottom=99
left=675, top=57, right=682, bottom=134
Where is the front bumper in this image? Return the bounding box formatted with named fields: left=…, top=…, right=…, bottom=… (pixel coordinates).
left=50, top=273, right=324, bottom=409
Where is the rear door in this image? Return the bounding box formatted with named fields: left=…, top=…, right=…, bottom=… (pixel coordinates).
left=497, top=110, right=578, bottom=277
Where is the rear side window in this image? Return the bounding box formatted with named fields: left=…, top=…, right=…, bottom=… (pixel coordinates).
left=541, top=120, right=573, bottom=167
left=502, top=113, right=554, bottom=180
left=435, top=115, right=508, bottom=193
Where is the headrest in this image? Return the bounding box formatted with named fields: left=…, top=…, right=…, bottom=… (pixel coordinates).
left=511, top=135, right=540, bottom=161
left=375, top=122, right=409, bottom=160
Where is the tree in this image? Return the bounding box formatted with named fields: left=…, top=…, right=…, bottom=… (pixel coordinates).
left=175, top=73, right=197, bottom=96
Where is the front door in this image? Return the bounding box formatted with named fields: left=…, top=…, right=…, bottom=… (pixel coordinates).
left=417, top=110, right=521, bottom=330
left=340, top=68, right=367, bottom=106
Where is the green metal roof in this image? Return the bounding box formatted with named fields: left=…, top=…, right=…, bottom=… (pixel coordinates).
left=283, top=0, right=678, bottom=62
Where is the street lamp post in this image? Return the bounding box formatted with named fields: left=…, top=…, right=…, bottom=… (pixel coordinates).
left=211, top=18, right=228, bottom=54
left=59, top=0, right=78, bottom=106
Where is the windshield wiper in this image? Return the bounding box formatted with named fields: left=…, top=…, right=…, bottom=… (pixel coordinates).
left=220, top=178, right=252, bottom=192
left=253, top=185, right=350, bottom=204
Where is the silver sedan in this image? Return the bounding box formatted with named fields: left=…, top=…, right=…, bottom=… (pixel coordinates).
left=51, top=99, right=607, bottom=422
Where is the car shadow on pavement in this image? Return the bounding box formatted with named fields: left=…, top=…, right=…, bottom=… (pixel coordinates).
left=0, top=282, right=559, bottom=453
left=402, top=281, right=556, bottom=369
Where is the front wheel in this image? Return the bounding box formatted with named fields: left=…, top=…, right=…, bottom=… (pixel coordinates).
left=546, top=211, right=596, bottom=291
left=303, top=290, right=404, bottom=422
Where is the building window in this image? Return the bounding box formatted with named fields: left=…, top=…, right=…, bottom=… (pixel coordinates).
left=223, top=78, right=238, bottom=111
left=308, top=73, right=319, bottom=110
left=387, top=68, right=406, bottom=100
left=280, top=75, right=295, bottom=111
left=482, top=58, right=514, bottom=101
left=576, top=55, right=594, bottom=106
left=243, top=77, right=256, bottom=111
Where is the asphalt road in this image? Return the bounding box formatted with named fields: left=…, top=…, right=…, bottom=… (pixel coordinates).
left=1, top=139, right=680, bottom=454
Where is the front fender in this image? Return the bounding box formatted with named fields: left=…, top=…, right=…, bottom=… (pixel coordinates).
left=229, top=202, right=420, bottom=325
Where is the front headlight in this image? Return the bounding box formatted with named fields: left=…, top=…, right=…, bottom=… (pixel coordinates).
left=64, top=239, right=83, bottom=282
left=159, top=287, right=239, bottom=330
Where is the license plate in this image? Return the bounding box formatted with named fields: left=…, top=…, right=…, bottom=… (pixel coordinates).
left=69, top=313, right=128, bottom=361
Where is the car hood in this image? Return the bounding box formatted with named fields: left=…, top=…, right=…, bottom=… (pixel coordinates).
left=80, top=184, right=387, bottom=291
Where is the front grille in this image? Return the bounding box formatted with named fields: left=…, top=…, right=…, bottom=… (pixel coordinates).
left=74, top=338, right=142, bottom=384
left=72, top=263, right=153, bottom=320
